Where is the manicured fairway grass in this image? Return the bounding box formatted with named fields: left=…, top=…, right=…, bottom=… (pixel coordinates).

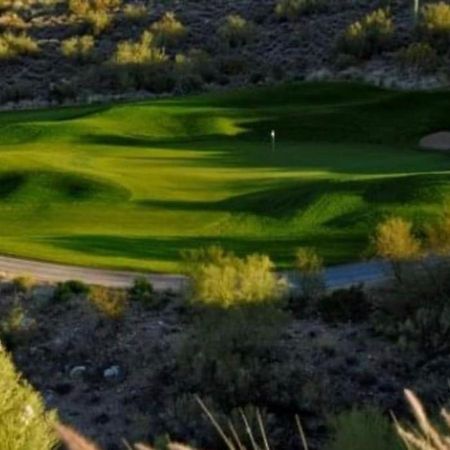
left=1, top=82, right=450, bottom=272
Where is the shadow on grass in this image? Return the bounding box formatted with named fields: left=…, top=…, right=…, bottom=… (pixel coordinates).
left=39, top=233, right=366, bottom=268
left=136, top=173, right=450, bottom=219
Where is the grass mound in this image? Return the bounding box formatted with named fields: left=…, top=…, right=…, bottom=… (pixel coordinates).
left=0, top=171, right=128, bottom=203
left=0, top=82, right=449, bottom=271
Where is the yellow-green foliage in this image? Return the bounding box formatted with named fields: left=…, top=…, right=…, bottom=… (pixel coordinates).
left=419, top=2, right=450, bottom=49
left=218, top=14, right=255, bottom=47
left=11, top=275, right=34, bottom=294
left=69, top=0, right=120, bottom=15
left=150, top=11, right=186, bottom=46
left=0, top=31, right=39, bottom=60
left=426, top=209, right=450, bottom=254
left=397, top=42, right=439, bottom=72
left=296, top=246, right=323, bottom=274
left=84, top=9, right=111, bottom=34
left=0, top=345, right=58, bottom=450
left=339, top=8, right=394, bottom=58
left=295, top=247, right=325, bottom=300
left=68, top=0, right=118, bottom=34
left=112, top=30, right=167, bottom=65
left=185, top=246, right=285, bottom=307
left=0, top=12, right=28, bottom=30
left=374, top=217, right=421, bottom=261
left=89, top=285, right=128, bottom=319
left=61, top=34, right=95, bottom=60
left=123, top=3, right=147, bottom=22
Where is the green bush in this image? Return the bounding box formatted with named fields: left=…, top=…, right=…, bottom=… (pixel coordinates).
left=52, top=279, right=89, bottom=302
left=338, top=8, right=394, bottom=59
left=129, top=276, right=155, bottom=308
left=275, top=0, right=327, bottom=19
left=326, top=407, right=404, bottom=450
left=418, top=2, right=450, bottom=51
left=0, top=345, right=58, bottom=450
left=183, top=246, right=286, bottom=308
left=318, top=285, right=370, bottom=323
left=397, top=42, right=439, bottom=73
left=218, top=14, right=256, bottom=47
left=61, top=34, right=95, bottom=61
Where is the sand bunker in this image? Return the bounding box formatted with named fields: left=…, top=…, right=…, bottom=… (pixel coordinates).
left=420, top=131, right=450, bottom=151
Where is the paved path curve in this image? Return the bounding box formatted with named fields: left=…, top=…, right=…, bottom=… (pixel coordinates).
left=0, top=255, right=391, bottom=292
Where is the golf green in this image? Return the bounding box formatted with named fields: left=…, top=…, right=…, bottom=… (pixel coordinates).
left=0, top=81, right=450, bottom=272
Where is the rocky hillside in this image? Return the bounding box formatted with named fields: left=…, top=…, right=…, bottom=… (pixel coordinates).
left=0, top=0, right=449, bottom=108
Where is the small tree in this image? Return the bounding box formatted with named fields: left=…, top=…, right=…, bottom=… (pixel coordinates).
left=295, top=247, right=325, bottom=301
left=0, top=344, right=58, bottom=450
left=373, top=216, right=422, bottom=282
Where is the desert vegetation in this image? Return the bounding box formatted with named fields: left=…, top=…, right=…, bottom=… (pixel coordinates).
left=2, top=211, right=450, bottom=448
left=0, top=0, right=448, bottom=104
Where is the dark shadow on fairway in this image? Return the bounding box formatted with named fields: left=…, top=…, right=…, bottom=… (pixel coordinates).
left=40, top=233, right=365, bottom=268
left=137, top=173, right=450, bottom=218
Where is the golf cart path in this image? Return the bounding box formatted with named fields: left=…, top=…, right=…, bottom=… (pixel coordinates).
left=0, top=255, right=391, bottom=291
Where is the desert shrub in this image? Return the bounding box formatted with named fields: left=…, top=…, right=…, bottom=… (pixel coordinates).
left=0, top=345, right=58, bottom=450
left=68, top=0, right=118, bottom=34
left=176, top=303, right=290, bottom=409
left=337, top=8, right=394, bottom=59
left=89, top=285, right=128, bottom=319
left=84, top=8, right=111, bottom=34
left=11, top=275, right=34, bottom=295
left=61, top=34, right=94, bottom=61
left=218, top=14, right=255, bottom=47
left=129, top=276, right=155, bottom=308
left=295, top=246, right=325, bottom=301
left=326, top=407, right=403, bottom=450
left=275, top=0, right=327, bottom=19
left=0, top=304, right=30, bottom=348
left=426, top=208, right=450, bottom=254
left=112, top=30, right=167, bottom=65
left=52, top=279, right=89, bottom=302
left=109, top=30, right=173, bottom=91
left=183, top=246, right=286, bottom=308
left=0, top=11, right=27, bottom=30
left=318, top=285, right=370, bottom=323
left=150, top=11, right=186, bottom=46
left=69, top=0, right=120, bottom=15
left=0, top=31, right=39, bottom=59
left=418, top=2, right=450, bottom=51
left=397, top=42, right=439, bottom=73
left=123, top=2, right=147, bottom=22
left=373, top=216, right=421, bottom=282
left=371, top=248, right=450, bottom=352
